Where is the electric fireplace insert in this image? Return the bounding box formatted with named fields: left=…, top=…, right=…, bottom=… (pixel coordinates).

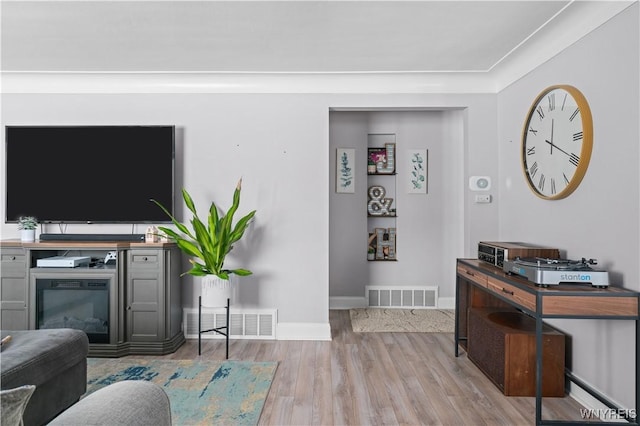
left=35, top=278, right=110, bottom=344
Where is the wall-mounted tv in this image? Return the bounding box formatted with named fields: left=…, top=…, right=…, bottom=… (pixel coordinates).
left=5, top=125, right=175, bottom=223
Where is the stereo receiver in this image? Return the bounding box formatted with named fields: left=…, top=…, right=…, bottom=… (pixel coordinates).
left=478, top=241, right=560, bottom=268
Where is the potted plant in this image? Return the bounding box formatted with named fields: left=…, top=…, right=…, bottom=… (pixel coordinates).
left=367, top=247, right=375, bottom=260
left=151, top=179, right=256, bottom=307
left=18, top=216, right=38, bottom=242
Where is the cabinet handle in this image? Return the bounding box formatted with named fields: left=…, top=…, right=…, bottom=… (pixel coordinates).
left=465, top=270, right=475, bottom=277
left=143, top=257, right=148, bottom=261
left=501, top=288, right=514, bottom=296
left=11, top=256, right=16, bottom=261
left=127, top=306, right=131, bottom=310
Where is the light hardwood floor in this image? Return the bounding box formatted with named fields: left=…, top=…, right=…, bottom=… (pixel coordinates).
left=144, top=310, right=589, bottom=425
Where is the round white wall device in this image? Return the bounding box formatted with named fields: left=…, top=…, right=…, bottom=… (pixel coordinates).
left=469, top=176, right=491, bottom=191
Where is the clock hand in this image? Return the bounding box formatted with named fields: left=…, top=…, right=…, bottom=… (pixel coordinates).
left=549, top=119, right=554, bottom=154
left=544, top=139, right=571, bottom=157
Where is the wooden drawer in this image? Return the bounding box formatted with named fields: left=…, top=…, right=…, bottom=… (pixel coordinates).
left=129, top=251, right=160, bottom=267
left=457, top=264, right=487, bottom=288
left=487, top=277, right=536, bottom=312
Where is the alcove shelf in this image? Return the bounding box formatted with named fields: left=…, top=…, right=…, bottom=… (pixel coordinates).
left=367, top=133, right=397, bottom=261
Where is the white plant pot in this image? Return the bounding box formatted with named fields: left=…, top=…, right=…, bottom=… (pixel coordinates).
left=199, top=274, right=236, bottom=308
left=21, top=229, right=35, bottom=242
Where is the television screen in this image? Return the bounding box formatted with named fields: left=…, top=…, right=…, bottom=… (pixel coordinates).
left=5, top=125, right=175, bottom=223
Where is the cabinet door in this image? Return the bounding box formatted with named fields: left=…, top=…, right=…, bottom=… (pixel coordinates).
left=0, top=248, right=28, bottom=330
left=126, top=250, right=165, bottom=342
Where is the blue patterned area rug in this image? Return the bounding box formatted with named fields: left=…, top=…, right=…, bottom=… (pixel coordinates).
left=86, top=358, right=278, bottom=426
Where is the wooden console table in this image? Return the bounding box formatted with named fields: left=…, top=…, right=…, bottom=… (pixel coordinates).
left=455, top=258, right=639, bottom=426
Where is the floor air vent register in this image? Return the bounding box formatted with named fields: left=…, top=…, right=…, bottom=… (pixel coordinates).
left=183, top=308, right=277, bottom=340
left=366, top=286, right=438, bottom=308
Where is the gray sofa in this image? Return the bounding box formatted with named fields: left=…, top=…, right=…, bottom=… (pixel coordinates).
left=0, top=329, right=171, bottom=426
left=1, top=329, right=88, bottom=426
left=48, top=380, right=171, bottom=426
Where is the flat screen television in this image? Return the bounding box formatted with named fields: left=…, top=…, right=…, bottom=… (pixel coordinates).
left=5, top=125, right=175, bottom=223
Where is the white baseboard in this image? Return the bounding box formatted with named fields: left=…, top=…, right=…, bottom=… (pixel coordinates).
left=329, top=296, right=367, bottom=309
left=277, top=322, right=332, bottom=341
left=329, top=296, right=455, bottom=310
left=437, top=297, right=455, bottom=309
left=568, top=381, right=631, bottom=423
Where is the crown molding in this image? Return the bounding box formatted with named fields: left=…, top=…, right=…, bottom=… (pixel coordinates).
left=0, top=71, right=497, bottom=94
left=492, top=0, right=636, bottom=91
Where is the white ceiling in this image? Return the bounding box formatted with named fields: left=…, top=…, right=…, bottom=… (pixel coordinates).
left=0, top=0, right=634, bottom=72
left=0, top=1, right=635, bottom=93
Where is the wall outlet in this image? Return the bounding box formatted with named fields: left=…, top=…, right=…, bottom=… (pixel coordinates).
left=475, top=194, right=492, bottom=203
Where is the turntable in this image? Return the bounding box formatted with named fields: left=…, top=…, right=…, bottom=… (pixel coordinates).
left=503, top=257, right=609, bottom=288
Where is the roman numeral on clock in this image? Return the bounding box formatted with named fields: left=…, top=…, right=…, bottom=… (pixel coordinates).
left=570, top=153, right=580, bottom=167
left=573, top=131, right=583, bottom=141
left=550, top=178, right=556, bottom=194
left=528, top=126, right=538, bottom=136
left=536, top=106, right=545, bottom=120
left=527, top=146, right=535, bottom=155
left=547, top=94, right=555, bottom=111
left=529, top=162, right=538, bottom=178
left=538, top=174, right=545, bottom=191
left=569, top=108, right=579, bottom=122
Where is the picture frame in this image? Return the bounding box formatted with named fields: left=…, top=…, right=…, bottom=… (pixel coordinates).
left=407, top=149, right=428, bottom=194
left=336, top=148, right=355, bottom=193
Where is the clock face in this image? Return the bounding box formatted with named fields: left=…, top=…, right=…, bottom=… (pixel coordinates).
left=522, top=85, right=593, bottom=200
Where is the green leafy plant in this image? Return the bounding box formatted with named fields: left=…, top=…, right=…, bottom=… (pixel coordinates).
left=18, top=216, right=38, bottom=230
left=151, top=179, right=256, bottom=280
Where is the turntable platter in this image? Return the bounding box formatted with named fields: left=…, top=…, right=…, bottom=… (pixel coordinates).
left=513, top=257, right=593, bottom=271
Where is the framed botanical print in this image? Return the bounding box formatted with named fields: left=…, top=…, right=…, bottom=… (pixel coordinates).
left=407, top=149, right=427, bottom=194
left=336, top=148, right=355, bottom=193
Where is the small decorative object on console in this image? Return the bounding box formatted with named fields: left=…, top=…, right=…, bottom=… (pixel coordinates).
left=17, top=216, right=38, bottom=242
left=158, top=229, right=169, bottom=243
left=503, top=257, right=609, bottom=288
left=145, top=226, right=159, bottom=243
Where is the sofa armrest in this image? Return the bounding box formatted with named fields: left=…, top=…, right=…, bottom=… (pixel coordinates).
left=48, top=381, right=171, bottom=426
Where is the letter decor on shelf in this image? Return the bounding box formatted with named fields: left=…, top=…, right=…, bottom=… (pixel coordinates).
left=368, top=185, right=394, bottom=216
left=336, top=148, right=355, bottom=193
left=375, top=227, right=396, bottom=260
left=367, top=143, right=396, bottom=175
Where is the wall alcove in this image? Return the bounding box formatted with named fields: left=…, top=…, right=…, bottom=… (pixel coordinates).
left=328, top=108, right=466, bottom=310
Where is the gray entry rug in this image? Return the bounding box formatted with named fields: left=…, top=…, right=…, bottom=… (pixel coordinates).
left=350, top=308, right=455, bottom=333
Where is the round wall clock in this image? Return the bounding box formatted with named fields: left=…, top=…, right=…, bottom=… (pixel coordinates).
left=521, top=84, right=593, bottom=200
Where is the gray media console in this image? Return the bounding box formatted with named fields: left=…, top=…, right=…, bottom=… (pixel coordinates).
left=0, top=239, right=185, bottom=357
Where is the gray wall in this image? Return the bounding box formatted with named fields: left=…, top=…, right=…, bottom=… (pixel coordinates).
left=0, top=93, right=498, bottom=332
left=497, top=3, right=639, bottom=409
